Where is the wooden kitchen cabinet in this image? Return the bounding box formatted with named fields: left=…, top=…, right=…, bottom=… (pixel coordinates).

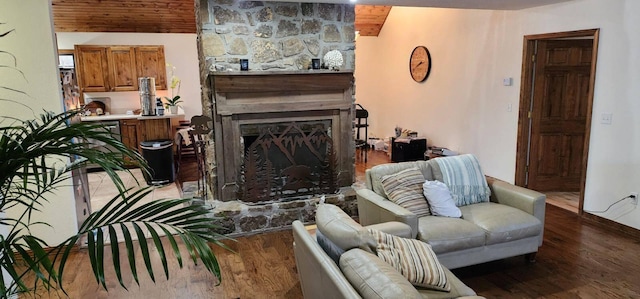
left=120, top=119, right=143, bottom=156
left=142, top=118, right=171, bottom=141
left=107, top=46, right=138, bottom=91
left=74, top=45, right=110, bottom=92
left=120, top=118, right=172, bottom=151
left=74, top=45, right=166, bottom=103
left=135, top=46, right=167, bottom=90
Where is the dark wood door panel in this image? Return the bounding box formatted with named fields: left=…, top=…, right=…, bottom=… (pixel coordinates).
left=528, top=39, right=592, bottom=192
left=543, top=40, right=593, bottom=67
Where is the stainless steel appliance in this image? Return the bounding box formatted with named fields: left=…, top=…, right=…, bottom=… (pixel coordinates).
left=86, top=120, right=122, bottom=170
left=139, top=77, right=156, bottom=116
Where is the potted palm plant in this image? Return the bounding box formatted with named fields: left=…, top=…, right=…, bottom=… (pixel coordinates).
left=0, top=109, right=229, bottom=298
left=1, top=17, right=226, bottom=297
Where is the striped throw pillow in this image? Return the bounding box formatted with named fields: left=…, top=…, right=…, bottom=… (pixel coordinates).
left=380, top=167, right=431, bottom=217
left=369, top=229, right=451, bottom=292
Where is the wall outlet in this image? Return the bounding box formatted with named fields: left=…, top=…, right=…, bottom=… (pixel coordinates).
left=631, top=192, right=638, bottom=205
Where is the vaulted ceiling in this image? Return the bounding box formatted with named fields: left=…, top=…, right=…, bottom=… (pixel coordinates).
left=355, top=5, right=391, bottom=37
left=51, top=0, right=571, bottom=37
left=51, top=0, right=390, bottom=36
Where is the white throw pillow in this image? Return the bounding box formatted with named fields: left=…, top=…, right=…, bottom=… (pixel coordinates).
left=423, top=180, right=462, bottom=218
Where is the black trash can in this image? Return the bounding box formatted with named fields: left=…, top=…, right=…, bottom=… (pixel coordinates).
left=140, top=139, right=175, bottom=185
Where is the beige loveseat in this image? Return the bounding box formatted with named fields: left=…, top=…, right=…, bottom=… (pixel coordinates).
left=292, top=204, right=484, bottom=299
left=356, top=158, right=546, bottom=269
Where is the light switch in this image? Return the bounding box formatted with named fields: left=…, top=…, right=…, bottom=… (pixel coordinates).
left=507, top=103, right=513, bottom=112
left=601, top=113, right=613, bottom=125
left=502, top=78, right=512, bottom=86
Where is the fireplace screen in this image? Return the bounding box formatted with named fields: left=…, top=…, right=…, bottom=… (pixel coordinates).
left=238, top=121, right=338, bottom=203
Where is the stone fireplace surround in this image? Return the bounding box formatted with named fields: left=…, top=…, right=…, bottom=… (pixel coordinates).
left=203, top=71, right=357, bottom=235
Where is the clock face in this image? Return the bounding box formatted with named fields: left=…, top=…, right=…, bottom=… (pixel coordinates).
left=409, top=46, right=432, bottom=82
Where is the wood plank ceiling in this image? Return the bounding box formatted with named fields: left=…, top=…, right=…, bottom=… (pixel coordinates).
left=355, top=5, right=391, bottom=37
left=51, top=0, right=390, bottom=37
left=51, top=0, right=197, bottom=33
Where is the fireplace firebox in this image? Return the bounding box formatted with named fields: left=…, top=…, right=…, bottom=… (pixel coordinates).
left=238, top=121, right=337, bottom=203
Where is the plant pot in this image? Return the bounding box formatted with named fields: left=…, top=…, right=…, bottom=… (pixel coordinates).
left=170, top=106, right=179, bottom=114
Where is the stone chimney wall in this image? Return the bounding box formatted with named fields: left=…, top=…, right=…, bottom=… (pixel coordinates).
left=198, top=1, right=356, bottom=72
left=191, top=1, right=358, bottom=235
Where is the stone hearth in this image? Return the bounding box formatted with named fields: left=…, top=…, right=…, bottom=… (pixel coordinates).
left=183, top=182, right=356, bottom=236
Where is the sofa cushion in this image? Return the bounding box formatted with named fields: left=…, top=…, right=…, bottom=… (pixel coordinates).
left=316, top=204, right=377, bottom=255
left=423, top=180, right=462, bottom=218
left=369, top=229, right=451, bottom=292
left=339, top=249, right=422, bottom=299
left=431, top=154, right=491, bottom=206
left=459, top=202, right=542, bottom=245
left=368, top=161, right=436, bottom=197
left=416, top=267, right=478, bottom=299
left=380, top=168, right=431, bottom=217
left=417, top=216, right=486, bottom=253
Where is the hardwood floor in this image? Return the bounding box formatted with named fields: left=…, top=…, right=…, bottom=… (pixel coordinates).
left=355, top=149, right=391, bottom=183
left=19, top=149, right=640, bottom=298
left=21, top=204, right=640, bottom=298
left=546, top=191, right=580, bottom=214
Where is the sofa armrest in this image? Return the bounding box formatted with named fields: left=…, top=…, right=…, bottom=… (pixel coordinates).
left=356, top=188, right=418, bottom=239
left=365, top=221, right=412, bottom=239
left=489, top=180, right=546, bottom=225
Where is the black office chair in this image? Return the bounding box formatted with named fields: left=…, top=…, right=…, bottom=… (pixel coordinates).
left=354, top=103, right=369, bottom=162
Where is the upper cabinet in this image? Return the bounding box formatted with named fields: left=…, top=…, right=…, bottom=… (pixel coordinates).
left=107, top=46, right=138, bottom=92
left=74, top=45, right=166, bottom=98
left=74, top=46, right=110, bottom=93
left=135, top=46, right=167, bottom=91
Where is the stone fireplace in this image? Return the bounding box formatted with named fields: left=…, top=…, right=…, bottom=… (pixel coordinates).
left=195, top=1, right=357, bottom=235
left=211, top=71, right=354, bottom=201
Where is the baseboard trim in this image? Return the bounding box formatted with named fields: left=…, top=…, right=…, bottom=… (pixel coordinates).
left=581, top=212, right=640, bottom=241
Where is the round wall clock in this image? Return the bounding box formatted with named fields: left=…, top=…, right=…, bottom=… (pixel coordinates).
left=409, top=46, right=432, bottom=83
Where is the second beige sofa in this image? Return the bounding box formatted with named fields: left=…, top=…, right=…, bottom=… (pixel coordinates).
left=356, top=158, right=546, bottom=269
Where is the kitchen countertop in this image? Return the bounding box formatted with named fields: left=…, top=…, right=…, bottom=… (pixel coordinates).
left=80, top=112, right=184, bottom=122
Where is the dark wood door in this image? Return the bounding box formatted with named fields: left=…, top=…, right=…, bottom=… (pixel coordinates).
left=528, top=39, right=593, bottom=191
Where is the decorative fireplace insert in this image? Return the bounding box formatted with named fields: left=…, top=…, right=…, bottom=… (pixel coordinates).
left=238, top=121, right=337, bottom=203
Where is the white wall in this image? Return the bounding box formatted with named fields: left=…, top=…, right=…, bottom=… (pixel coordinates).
left=0, top=0, right=78, bottom=244
left=56, top=33, right=202, bottom=120
left=355, top=0, right=640, bottom=229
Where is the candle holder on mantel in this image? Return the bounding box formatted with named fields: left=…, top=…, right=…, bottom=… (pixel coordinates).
left=312, top=58, right=321, bottom=70
left=240, top=59, right=249, bottom=71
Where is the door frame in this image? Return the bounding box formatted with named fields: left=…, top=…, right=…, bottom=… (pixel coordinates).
left=515, top=28, right=600, bottom=214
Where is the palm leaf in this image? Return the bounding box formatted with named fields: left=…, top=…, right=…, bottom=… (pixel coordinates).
left=1, top=109, right=232, bottom=296
left=50, top=188, right=229, bottom=292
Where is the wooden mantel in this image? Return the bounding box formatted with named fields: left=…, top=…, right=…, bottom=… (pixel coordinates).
left=209, top=71, right=355, bottom=201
